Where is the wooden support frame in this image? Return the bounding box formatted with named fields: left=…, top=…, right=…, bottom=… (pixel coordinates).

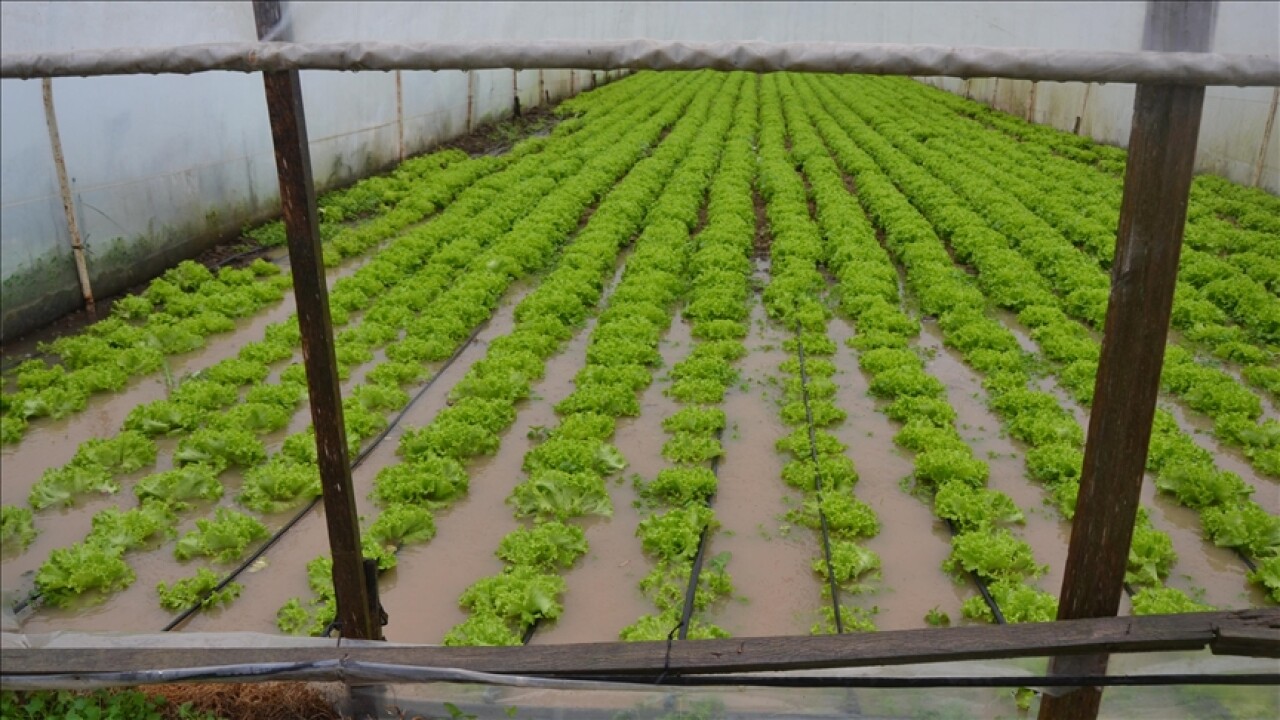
left=41, top=77, right=94, bottom=313
left=1039, top=2, right=1215, bottom=718
left=252, top=0, right=381, bottom=643
left=2, top=611, right=1274, bottom=680
left=2, top=1, right=1266, bottom=709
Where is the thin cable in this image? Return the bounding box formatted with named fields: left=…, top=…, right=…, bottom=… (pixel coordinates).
left=160, top=323, right=486, bottom=631
left=1238, top=550, right=1258, bottom=573
left=675, top=430, right=723, bottom=640
left=794, top=324, right=845, bottom=634
left=941, top=517, right=1007, bottom=625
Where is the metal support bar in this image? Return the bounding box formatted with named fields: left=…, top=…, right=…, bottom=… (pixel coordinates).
left=1040, top=2, right=1213, bottom=718
left=253, top=0, right=380, bottom=643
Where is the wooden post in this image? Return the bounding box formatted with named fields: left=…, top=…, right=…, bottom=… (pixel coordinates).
left=395, top=69, right=405, bottom=162
left=466, top=70, right=475, bottom=132
left=1074, top=83, right=1092, bottom=135
left=1038, top=2, right=1213, bottom=718
left=1253, top=87, right=1278, bottom=187
left=41, top=77, right=94, bottom=313
left=512, top=68, right=521, bottom=118
left=1026, top=81, right=1039, bottom=122
left=252, top=0, right=381, bottom=642
left=538, top=68, right=545, bottom=106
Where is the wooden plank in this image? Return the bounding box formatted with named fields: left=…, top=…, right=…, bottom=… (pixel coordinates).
left=2, top=611, right=1273, bottom=678
left=1252, top=87, right=1278, bottom=188
left=252, top=0, right=380, bottom=642
left=41, top=77, right=94, bottom=312
left=1211, top=611, right=1280, bottom=658
left=1040, top=2, right=1215, bottom=718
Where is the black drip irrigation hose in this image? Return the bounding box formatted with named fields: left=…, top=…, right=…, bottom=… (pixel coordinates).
left=941, top=517, right=1007, bottom=626
left=675, top=433, right=724, bottom=640
left=793, top=325, right=846, bottom=635
left=1237, top=550, right=1258, bottom=574
left=160, top=323, right=487, bottom=632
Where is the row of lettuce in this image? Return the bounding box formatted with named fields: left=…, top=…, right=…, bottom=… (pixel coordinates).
left=620, top=72, right=759, bottom=642
left=923, top=78, right=1280, bottom=241
left=796, top=72, right=1276, bottom=603
left=0, top=148, right=503, bottom=445
left=758, top=74, right=884, bottom=633
left=784, top=73, right=1066, bottom=624
left=4, top=70, right=1273, bottom=637
left=844, top=77, right=1280, bottom=484
left=280, top=71, right=723, bottom=639
left=0, top=71, right=682, bottom=615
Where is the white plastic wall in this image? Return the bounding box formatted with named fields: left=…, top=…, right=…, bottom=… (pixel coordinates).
left=1, top=1, right=1276, bottom=340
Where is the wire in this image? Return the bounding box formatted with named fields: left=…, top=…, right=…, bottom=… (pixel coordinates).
left=794, top=325, right=846, bottom=634
left=941, top=517, right=1007, bottom=625
left=160, top=323, right=486, bottom=631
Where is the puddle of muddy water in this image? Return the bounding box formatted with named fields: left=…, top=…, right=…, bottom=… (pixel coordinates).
left=709, top=297, right=824, bottom=638
left=532, top=307, right=689, bottom=645
left=1138, top=476, right=1265, bottom=610
left=826, top=315, right=966, bottom=631
left=915, top=319, right=1070, bottom=600
left=1160, top=400, right=1276, bottom=495
left=994, top=309, right=1267, bottom=610
left=384, top=259, right=633, bottom=645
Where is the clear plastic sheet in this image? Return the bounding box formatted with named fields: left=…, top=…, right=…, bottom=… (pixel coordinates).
left=2, top=632, right=1276, bottom=719
left=2, top=40, right=1278, bottom=85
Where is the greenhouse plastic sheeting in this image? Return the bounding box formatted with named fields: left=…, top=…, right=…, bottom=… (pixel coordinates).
left=3, top=39, right=1279, bottom=85
left=2, top=633, right=1276, bottom=719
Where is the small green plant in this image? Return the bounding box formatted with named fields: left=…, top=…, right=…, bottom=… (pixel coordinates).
left=925, top=606, right=951, bottom=627
left=0, top=689, right=223, bottom=720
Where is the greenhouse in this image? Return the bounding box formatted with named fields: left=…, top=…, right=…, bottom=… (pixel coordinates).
left=1, top=1, right=1277, bottom=719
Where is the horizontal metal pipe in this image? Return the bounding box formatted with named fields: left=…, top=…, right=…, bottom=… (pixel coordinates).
left=2, top=39, right=1278, bottom=85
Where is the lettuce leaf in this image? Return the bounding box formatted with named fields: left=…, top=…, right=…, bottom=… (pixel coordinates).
left=174, top=508, right=269, bottom=563
left=36, top=542, right=135, bottom=607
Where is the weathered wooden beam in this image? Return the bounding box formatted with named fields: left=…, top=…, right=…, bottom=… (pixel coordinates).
left=2, top=611, right=1273, bottom=678
left=41, top=77, right=94, bottom=313
left=1040, top=2, right=1215, bottom=718
left=253, top=0, right=380, bottom=642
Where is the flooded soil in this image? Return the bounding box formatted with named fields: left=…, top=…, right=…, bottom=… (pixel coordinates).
left=825, top=314, right=966, bottom=631
left=916, top=318, right=1070, bottom=601
left=709, top=285, right=824, bottom=638
left=533, top=290, right=686, bottom=645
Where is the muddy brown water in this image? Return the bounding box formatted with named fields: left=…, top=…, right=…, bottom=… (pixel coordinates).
left=4, top=227, right=1275, bottom=641
left=996, top=309, right=1267, bottom=610
left=825, top=315, right=966, bottom=631
left=185, top=273, right=548, bottom=639
left=709, top=294, right=825, bottom=637
left=914, top=318, right=1070, bottom=603
left=533, top=290, right=686, bottom=645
